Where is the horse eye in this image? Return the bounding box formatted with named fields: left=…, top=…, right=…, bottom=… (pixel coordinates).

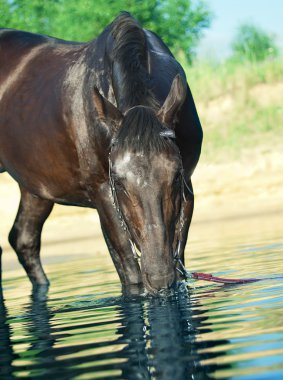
left=113, top=176, right=127, bottom=192
left=173, top=173, right=182, bottom=185
left=114, top=178, right=124, bottom=189
left=115, top=180, right=131, bottom=199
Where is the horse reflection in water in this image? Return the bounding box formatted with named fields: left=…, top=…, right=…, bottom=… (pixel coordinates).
left=0, top=287, right=58, bottom=379
left=0, top=290, right=16, bottom=379
left=0, top=287, right=230, bottom=379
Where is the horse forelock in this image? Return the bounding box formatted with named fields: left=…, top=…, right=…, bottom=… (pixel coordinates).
left=114, top=106, right=178, bottom=155
left=110, top=12, right=159, bottom=110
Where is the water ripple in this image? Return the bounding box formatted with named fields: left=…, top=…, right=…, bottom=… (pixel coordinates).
left=1, top=215, right=283, bottom=379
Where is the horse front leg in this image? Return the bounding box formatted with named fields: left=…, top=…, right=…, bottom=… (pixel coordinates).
left=8, top=187, right=54, bottom=286
left=96, top=188, right=142, bottom=292
left=101, top=226, right=143, bottom=295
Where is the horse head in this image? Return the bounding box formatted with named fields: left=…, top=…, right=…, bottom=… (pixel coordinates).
left=94, top=75, right=187, bottom=294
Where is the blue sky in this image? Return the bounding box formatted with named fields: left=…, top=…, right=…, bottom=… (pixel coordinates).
left=197, top=0, right=283, bottom=59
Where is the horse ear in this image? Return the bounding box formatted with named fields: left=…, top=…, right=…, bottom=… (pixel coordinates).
left=93, top=87, right=123, bottom=132
left=157, top=74, right=187, bottom=128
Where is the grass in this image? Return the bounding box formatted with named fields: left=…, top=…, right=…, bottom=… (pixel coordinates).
left=186, top=58, right=283, bottom=103
left=182, top=58, right=283, bottom=162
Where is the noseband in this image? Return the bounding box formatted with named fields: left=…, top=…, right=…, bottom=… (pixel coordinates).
left=108, top=128, right=193, bottom=279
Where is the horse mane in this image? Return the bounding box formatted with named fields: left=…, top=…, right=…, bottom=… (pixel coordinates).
left=110, top=12, right=159, bottom=110
left=115, top=106, right=178, bottom=154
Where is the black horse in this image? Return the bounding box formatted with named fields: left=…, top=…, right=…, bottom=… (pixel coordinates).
left=0, top=12, right=202, bottom=294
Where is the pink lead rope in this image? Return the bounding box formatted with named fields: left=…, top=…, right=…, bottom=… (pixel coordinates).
left=176, top=259, right=260, bottom=284
left=190, top=271, right=259, bottom=284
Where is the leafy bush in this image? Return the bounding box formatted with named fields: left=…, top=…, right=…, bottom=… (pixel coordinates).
left=231, top=23, right=279, bottom=62
left=0, top=0, right=212, bottom=63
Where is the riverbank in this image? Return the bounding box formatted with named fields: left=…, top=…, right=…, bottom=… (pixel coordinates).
left=193, top=148, right=283, bottom=222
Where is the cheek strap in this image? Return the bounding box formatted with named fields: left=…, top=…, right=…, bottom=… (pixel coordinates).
left=108, top=152, right=140, bottom=260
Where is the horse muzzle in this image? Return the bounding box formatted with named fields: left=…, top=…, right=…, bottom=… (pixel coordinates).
left=143, top=269, right=176, bottom=294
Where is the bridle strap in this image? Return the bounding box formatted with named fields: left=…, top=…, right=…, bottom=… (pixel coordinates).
left=108, top=153, right=140, bottom=260
left=108, top=131, right=193, bottom=280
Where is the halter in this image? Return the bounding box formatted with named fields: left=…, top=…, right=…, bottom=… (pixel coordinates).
left=108, top=129, right=190, bottom=278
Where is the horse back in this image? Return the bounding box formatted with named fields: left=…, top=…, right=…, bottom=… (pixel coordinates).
left=0, top=30, right=91, bottom=202
left=0, top=28, right=84, bottom=77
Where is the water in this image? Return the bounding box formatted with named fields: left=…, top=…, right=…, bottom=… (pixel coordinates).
left=1, top=211, right=283, bottom=379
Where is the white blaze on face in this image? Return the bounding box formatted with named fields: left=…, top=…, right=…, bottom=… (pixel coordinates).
left=114, top=151, right=131, bottom=174
left=115, top=151, right=151, bottom=189
left=114, top=151, right=179, bottom=190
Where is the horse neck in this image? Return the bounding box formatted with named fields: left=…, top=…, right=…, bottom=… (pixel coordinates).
left=108, top=19, right=158, bottom=112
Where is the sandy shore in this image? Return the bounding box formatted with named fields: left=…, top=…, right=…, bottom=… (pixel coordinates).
left=193, top=149, right=283, bottom=221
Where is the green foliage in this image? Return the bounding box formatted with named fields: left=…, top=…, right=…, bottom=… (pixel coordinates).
left=0, top=0, right=211, bottom=62
left=231, top=23, right=279, bottom=63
